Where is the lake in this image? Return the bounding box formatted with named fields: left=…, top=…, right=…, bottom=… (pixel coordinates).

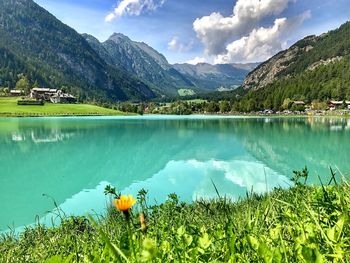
left=0, top=116, right=349, bottom=232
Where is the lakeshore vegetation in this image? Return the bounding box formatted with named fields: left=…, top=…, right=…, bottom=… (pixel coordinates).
left=0, top=97, right=128, bottom=117
left=1, top=169, right=349, bottom=262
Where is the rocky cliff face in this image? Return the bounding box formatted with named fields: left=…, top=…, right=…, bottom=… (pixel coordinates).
left=84, top=32, right=260, bottom=96
left=243, top=36, right=318, bottom=91
left=84, top=33, right=194, bottom=96
left=243, top=22, right=350, bottom=91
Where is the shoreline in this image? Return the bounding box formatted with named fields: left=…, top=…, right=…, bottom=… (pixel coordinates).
left=0, top=112, right=133, bottom=118
left=0, top=112, right=349, bottom=118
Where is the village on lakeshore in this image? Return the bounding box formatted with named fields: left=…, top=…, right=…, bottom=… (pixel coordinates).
left=1, top=85, right=350, bottom=116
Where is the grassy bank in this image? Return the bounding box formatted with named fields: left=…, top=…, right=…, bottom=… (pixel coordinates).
left=1, top=171, right=349, bottom=262
left=0, top=97, right=128, bottom=117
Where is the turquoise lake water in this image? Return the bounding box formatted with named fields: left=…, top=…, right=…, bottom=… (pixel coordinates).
left=0, top=116, right=349, bottom=232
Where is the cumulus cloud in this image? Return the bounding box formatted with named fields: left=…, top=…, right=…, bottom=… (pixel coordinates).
left=193, top=0, right=290, bottom=55
left=106, top=0, right=166, bottom=21
left=214, top=11, right=311, bottom=63
left=186, top=57, right=207, bottom=65
left=168, top=37, right=194, bottom=52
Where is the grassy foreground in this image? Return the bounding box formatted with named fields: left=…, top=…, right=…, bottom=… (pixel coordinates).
left=1, top=172, right=349, bottom=263
left=0, top=97, right=127, bottom=117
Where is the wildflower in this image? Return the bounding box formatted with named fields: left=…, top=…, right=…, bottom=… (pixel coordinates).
left=114, top=194, right=136, bottom=212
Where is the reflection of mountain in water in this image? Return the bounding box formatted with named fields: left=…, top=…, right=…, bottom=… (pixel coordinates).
left=0, top=118, right=247, bottom=229
left=232, top=117, right=350, bottom=181
left=0, top=117, right=349, bottom=231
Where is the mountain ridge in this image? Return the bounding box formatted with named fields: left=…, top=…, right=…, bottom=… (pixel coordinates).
left=84, top=32, right=257, bottom=95
left=235, top=21, right=350, bottom=111
left=84, top=32, right=194, bottom=97
left=0, top=0, right=155, bottom=101
left=243, top=22, right=350, bottom=91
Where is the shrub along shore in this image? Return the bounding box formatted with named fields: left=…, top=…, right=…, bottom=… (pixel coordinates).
left=2, top=97, right=350, bottom=118
left=0, top=170, right=349, bottom=262
left=0, top=97, right=130, bottom=117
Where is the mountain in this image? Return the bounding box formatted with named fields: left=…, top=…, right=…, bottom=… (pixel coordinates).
left=238, top=21, right=350, bottom=110
left=173, top=63, right=258, bottom=91
left=84, top=33, right=194, bottom=97
left=0, top=0, right=155, bottom=101
left=243, top=22, right=350, bottom=92
left=84, top=33, right=256, bottom=96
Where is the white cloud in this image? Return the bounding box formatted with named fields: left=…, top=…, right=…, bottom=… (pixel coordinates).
left=186, top=57, right=207, bottom=65
left=214, top=11, right=311, bottom=63
left=193, top=0, right=290, bottom=55
left=168, top=36, right=194, bottom=52
left=215, top=18, right=288, bottom=63
left=105, top=0, right=166, bottom=21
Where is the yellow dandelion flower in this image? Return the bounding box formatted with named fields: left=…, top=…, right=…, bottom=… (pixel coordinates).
left=114, top=194, right=136, bottom=212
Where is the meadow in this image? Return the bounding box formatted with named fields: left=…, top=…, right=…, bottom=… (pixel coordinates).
left=0, top=97, right=127, bottom=117
left=0, top=169, right=349, bottom=262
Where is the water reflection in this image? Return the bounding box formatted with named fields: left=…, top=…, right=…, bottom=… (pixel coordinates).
left=0, top=116, right=349, bottom=231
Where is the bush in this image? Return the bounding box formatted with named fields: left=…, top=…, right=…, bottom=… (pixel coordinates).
left=17, top=100, right=44, bottom=106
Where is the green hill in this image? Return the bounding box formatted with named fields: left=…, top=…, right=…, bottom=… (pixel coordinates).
left=0, top=0, right=155, bottom=102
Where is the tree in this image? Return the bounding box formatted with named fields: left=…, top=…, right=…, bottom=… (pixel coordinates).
left=3, top=87, right=9, bottom=95
left=282, top=98, right=292, bottom=110
left=15, top=75, right=30, bottom=94
left=137, top=104, right=145, bottom=115
left=206, top=101, right=219, bottom=113
left=219, top=101, right=230, bottom=113
left=32, top=80, right=40, bottom=89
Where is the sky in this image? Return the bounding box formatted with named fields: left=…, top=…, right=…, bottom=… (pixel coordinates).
left=33, top=0, right=350, bottom=65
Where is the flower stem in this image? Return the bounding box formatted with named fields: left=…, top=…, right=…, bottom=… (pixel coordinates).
left=125, top=214, right=137, bottom=262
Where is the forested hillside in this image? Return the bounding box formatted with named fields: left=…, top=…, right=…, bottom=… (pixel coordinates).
left=0, top=0, right=155, bottom=102
left=236, top=22, right=350, bottom=111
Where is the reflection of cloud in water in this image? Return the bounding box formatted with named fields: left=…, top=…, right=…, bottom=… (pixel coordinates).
left=4, top=159, right=290, bottom=233
left=49, top=158, right=290, bottom=219
left=124, top=158, right=290, bottom=203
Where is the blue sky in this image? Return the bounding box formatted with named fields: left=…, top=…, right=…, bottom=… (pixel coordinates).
left=34, top=0, right=350, bottom=64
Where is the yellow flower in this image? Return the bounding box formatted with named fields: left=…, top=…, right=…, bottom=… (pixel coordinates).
left=114, top=195, right=136, bottom=212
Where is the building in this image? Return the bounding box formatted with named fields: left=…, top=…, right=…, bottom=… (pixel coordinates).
left=9, top=90, right=24, bottom=96
left=30, top=88, right=76, bottom=104
left=30, top=88, right=58, bottom=101
left=292, top=101, right=306, bottom=106
left=329, top=100, right=347, bottom=110
left=346, top=101, right=350, bottom=109
left=50, top=91, right=77, bottom=104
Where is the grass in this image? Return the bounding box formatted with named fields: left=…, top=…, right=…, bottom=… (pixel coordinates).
left=178, top=89, right=196, bottom=97
left=183, top=99, right=208, bottom=104
left=0, top=97, right=128, bottom=117
left=0, top=169, right=349, bottom=262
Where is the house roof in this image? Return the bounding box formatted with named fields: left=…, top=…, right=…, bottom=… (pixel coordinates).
left=32, top=88, right=57, bottom=93
left=10, top=90, right=22, bottom=94
left=52, top=93, right=76, bottom=99
left=330, top=100, right=344, bottom=105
